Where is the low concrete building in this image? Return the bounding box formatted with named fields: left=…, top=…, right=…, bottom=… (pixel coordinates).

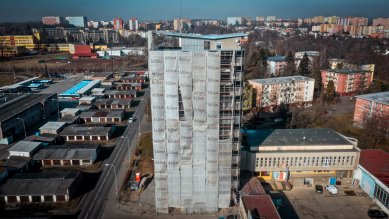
left=0, top=171, right=81, bottom=204
left=353, top=149, right=389, bottom=214
left=94, top=98, right=132, bottom=109
left=2, top=156, right=32, bottom=173
left=61, top=108, right=81, bottom=118
left=113, top=82, right=143, bottom=91
left=78, top=96, right=96, bottom=105
left=91, top=88, right=106, bottom=97
left=241, top=129, right=360, bottom=185
left=60, top=125, right=115, bottom=141
left=80, top=110, right=125, bottom=123
left=121, top=76, right=146, bottom=84
left=39, top=122, right=67, bottom=135
left=7, top=141, right=42, bottom=158
left=105, top=90, right=137, bottom=98
left=34, top=144, right=99, bottom=166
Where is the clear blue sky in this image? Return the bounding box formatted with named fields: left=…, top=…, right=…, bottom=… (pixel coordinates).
left=0, top=0, right=388, bottom=22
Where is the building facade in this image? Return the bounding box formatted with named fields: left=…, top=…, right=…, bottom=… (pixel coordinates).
left=267, top=56, right=287, bottom=76
left=129, top=18, right=139, bottom=31
left=149, top=32, right=245, bottom=213
left=113, top=17, right=123, bottom=30
left=0, top=35, right=36, bottom=50
left=321, top=69, right=373, bottom=96
left=241, top=129, right=360, bottom=185
left=353, top=91, right=389, bottom=129
left=65, top=16, right=87, bottom=27
left=248, top=76, right=315, bottom=110
left=42, top=16, right=62, bottom=26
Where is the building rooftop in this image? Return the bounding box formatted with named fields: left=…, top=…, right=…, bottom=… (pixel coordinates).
left=39, top=121, right=67, bottom=131
left=249, top=75, right=314, bottom=85
left=267, top=56, right=286, bottom=62
left=243, top=129, right=353, bottom=147
left=61, top=108, right=81, bottom=115
left=241, top=177, right=266, bottom=196
left=94, top=98, right=132, bottom=106
left=79, top=96, right=96, bottom=102
left=105, top=90, right=137, bottom=95
left=2, top=156, right=31, bottom=169
left=359, top=149, right=389, bottom=186
left=0, top=77, right=39, bottom=90
left=8, top=141, right=42, bottom=153
left=355, top=91, right=389, bottom=105
left=242, top=195, right=281, bottom=219
left=80, top=109, right=124, bottom=119
left=33, top=144, right=99, bottom=161
left=0, top=94, right=56, bottom=122
left=0, top=171, right=79, bottom=197
left=157, top=31, right=247, bottom=40
left=324, top=68, right=370, bottom=74
left=60, top=125, right=113, bottom=136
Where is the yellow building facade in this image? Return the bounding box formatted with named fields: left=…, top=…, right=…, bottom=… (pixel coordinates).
left=0, top=35, right=37, bottom=50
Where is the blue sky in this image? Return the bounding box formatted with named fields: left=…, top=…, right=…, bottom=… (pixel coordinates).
left=0, top=0, right=388, bottom=22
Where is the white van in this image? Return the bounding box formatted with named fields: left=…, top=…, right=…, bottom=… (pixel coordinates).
left=325, top=185, right=338, bottom=195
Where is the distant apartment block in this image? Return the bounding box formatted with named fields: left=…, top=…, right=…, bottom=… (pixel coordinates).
left=0, top=35, right=36, bottom=50
left=113, top=17, right=123, bottom=30
left=321, top=69, right=373, bottom=96
left=65, top=16, right=87, bottom=27
left=149, top=32, right=245, bottom=213
left=249, top=76, right=315, bottom=110
left=129, top=18, right=139, bottom=31
left=42, top=16, right=62, bottom=26
left=373, top=18, right=389, bottom=30
left=173, top=18, right=191, bottom=31
left=313, top=16, right=325, bottom=24
left=256, top=16, right=265, bottom=22
left=267, top=56, right=287, bottom=76
left=227, top=17, right=243, bottom=26
left=294, top=51, right=320, bottom=66
left=266, top=16, right=276, bottom=22
left=353, top=91, right=389, bottom=129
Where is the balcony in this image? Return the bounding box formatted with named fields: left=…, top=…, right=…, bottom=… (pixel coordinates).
left=232, top=155, right=240, bottom=165
left=231, top=168, right=240, bottom=176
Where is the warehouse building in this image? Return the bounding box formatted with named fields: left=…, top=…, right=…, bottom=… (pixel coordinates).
left=39, top=122, right=67, bottom=135
left=105, top=90, right=137, bottom=98
left=0, top=93, right=58, bottom=144
left=94, top=98, right=132, bottom=109
left=60, top=125, right=115, bottom=141
left=241, top=129, right=360, bottom=185
left=33, top=144, right=100, bottom=166
left=80, top=110, right=125, bottom=123
left=0, top=171, right=81, bottom=204
left=112, top=82, right=143, bottom=91
left=7, top=141, right=42, bottom=158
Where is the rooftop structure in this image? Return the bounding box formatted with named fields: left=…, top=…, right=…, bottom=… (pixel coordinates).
left=355, top=91, right=389, bottom=105
left=7, top=141, right=42, bottom=158
left=359, top=149, right=389, bottom=186
left=59, top=80, right=101, bottom=99
left=39, top=122, right=67, bottom=135
left=324, top=68, right=371, bottom=74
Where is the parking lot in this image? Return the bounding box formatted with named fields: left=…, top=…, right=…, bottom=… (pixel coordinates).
left=283, top=181, right=374, bottom=219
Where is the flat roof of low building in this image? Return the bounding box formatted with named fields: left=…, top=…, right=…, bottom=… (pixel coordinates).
left=39, top=121, right=67, bottom=131
left=267, top=56, right=286, bottom=62
left=80, top=110, right=124, bottom=119
left=243, top=129, right=352, bottom=147
left=241, top=177, right=266, bottom=196
left=60, top=125, right=113, bottom=136
left=323, top=69, right=370, bottom=74
left=94, top=98, right=132, bottom=106
left=355, top=91, right=389, bottom=105
left=92, top=88, right=105, bottom=92
left=249, top=76, right=314, bottom=85
left=0, top=77, right=39, bottom=90
left=34, top=144, right=98, bottom=161
left=359, top=149, right=389, bottom=186
left=242, top=195, right=281, bottom=219
left=79, top=96, right=96, bottom=102
left=8, top=141, right=42, bottom=153
left=85, top=72, right=113, bottom=78
left=61, top=108, right=81, bottom=114
left=157, top=31, right=247, bottom=40
left=105, top=90, right=137, bottom=95
left=3, top=156, right=31, bottom=169
left=0, top=170, right=79, bottom=197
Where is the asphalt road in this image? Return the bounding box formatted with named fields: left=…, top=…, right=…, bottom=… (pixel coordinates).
left=77, top=89, right=149, bottom=219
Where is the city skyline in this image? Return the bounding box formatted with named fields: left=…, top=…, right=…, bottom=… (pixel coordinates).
left=0, top=0, right=389, bottom=22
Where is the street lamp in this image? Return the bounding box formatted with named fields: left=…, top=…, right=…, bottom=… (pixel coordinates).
left=105, top=163, right=119, bottom=212
left=121, top=136, right=130, bottom=162
left=16, top=117, right=27, bottom=139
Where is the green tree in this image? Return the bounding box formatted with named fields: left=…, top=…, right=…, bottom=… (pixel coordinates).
left=284, top=51, right=296, bottom=76
left=297, top=52, right=311, bottom=76
left=313, top=69, right=322, bottom=95
left=326, top=80, right=335, bottom=102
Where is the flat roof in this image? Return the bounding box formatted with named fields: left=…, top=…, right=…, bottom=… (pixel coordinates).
left=242, top=195, right=281, bottom=219
left=3, top=156, right=31, bottom=169
left=79, top=96, right=96, bottom=102
left=60, top=125, right=113, bottom=136
left=243, top=129, right=352, bottom=147
left=355, top=91, right=389, bottom=105
left=241, top=177, right=266, bottom=196
left=8, top=141, right=42, bottom=153
left=359, top=149, right=389, bottom=186
left=61, top=108, right=80, bottom=114
left=94, top=98, right=132, bottom=106
left=0, top=94, right=56, bottom=122
left=105, top=90, right=137, bottom=95
left=157, top=31, right=247, bottom=40
left=85, top=72, right=113, bottom=78
left=0, top=77, right=39, bottom=90
left=39, top=121, right=67, bottom=131
left=0, top=171, right=79, bottom=196
left=80, top=109, right=124, bottom=118
left=249, top=76, right=314, bottom=85
left=34, top=144, right=98, bottom=161
left=324, top=69, right=370, bottom=74
left=267, top=56, right=286, bottom=62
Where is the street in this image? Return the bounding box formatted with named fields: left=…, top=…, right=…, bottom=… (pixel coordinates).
left=77, top=89, right=149, bottom=219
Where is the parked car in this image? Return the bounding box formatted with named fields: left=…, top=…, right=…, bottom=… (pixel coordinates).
left=368, top=209, right=388, bottom=218
left=325, top=185, right=338, bottom=195
left=315, top=185, right=323, bottom=193
left=274, top=118, right=283, bottom=123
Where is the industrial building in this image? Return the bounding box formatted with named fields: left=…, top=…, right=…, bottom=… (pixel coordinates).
left=105, top=90, right=137, bottom=99
left=39, top=122, right=67, bottom=135
left=60, top=125, right=115, bottom=141
left=59, top=80, right=101, bottom=99
left=241, top=129, right=360, bottom=185
left=352, top=149, right=389, bottom=214
left=112, top=82, right=143, bottom=91
left=33, top=144, right=100, bottom=166
left=0, top=93, right=58, bottom=144
left=0, top=171, right=81, bottom=204
left=93, top=98, right=132, bottom=109
left=79, top=110, right=125, bottom=123
left=248, top=76, right=315, bottom=110
left=149, top=32, right=246, bottom=213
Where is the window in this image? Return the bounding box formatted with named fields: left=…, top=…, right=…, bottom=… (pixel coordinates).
left=216, top=42, right=222, bottom=49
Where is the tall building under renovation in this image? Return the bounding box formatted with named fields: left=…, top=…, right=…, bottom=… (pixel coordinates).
left=149, top=32, right=246, bottom=213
